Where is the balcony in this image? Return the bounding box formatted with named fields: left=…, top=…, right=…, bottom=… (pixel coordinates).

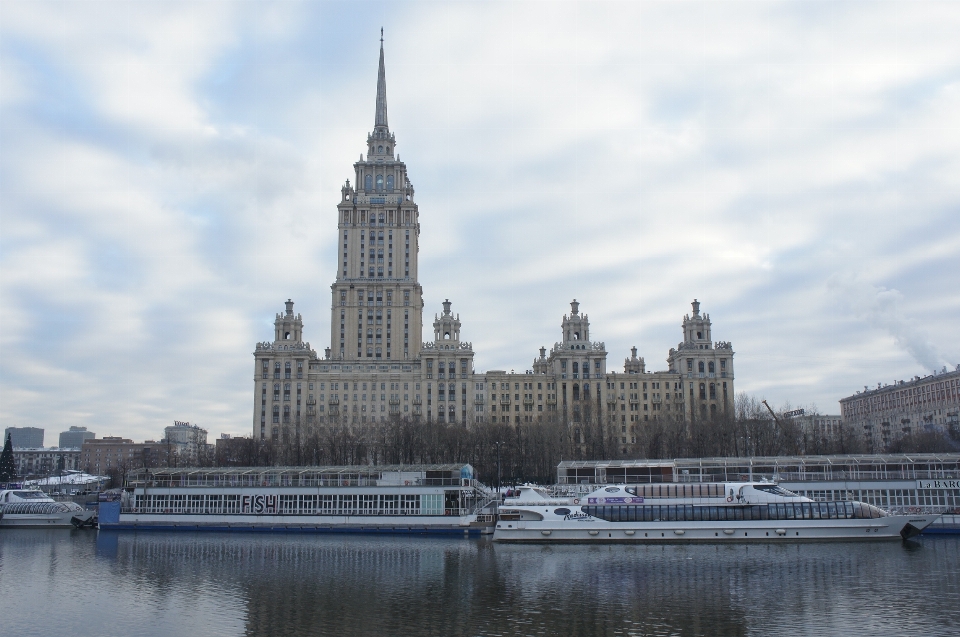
left=523, top=397, right=534, bottom=405
left=306, top=399, right=316, bottom=405
left=500, top=397, right=511, bottom=405
left=413, top=397, right=422, bottom=405
left=328, top=397, right=340, bottom=405
left=389, top=398, right=400, bottom=405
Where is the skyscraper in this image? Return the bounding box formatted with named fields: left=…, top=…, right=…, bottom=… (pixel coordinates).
left=252, top=39, right=735, bottom=455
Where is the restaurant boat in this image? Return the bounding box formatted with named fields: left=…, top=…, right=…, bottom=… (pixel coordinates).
left=493, top=481, right=940, bottom=542
left=98, top=464, right=498, bottom=535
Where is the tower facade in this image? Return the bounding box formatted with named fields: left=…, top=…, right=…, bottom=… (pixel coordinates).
left=330, top=40, right=423, bottom=362
left=251, top=39, right=735, bottom=455
left=667, top=300, right=736, bottom=420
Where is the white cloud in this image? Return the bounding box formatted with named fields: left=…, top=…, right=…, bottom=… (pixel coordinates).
left=1, top=0, right=958, bottom=442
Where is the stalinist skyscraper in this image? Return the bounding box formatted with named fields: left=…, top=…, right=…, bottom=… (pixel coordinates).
left=252, top=38, right=735, bottom=454
left=331, top=38, right=424, bottom=362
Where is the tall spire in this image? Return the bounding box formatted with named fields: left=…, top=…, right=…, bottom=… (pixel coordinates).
left=375, top=29, right=388, bottom=130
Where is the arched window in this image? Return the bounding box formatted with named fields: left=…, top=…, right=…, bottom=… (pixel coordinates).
left=709, top=383, right=716, bottom=399
left=273, top=405, right=279, bottom=423
left=698, top=361, right=705, bottom=373
left=572, top=384, right=580, bottom=401
left=386, top=175, right=394, bottom=191
left=699, top=383, right=706, bottom=399
left=376, top=175, right=384, bottom=191
left=378, top=145, right=383, bottom=153
left=708, top=361, right=715, bottom=373
left=364, top=174, right=372, bottom=191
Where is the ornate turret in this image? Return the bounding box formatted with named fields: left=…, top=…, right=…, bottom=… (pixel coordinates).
left=433, top=299, right=461, bottom=343
left=275, top=299, right=303, bottom=342
left=624, top=345, right=645, bottom=374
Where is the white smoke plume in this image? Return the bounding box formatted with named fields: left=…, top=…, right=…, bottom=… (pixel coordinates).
left=828, top=274, right=950, bottom=372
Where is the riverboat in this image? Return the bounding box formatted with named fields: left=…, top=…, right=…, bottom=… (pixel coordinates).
left=0, top=488, right=96, bottom=528
left=558, top=454, right=960, bottom=534
left=492, top=482, right=939, bottom=542
left=98, top=464, right=498, bottom=535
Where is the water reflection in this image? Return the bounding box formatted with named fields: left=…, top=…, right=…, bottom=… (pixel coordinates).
left=2, top=530, right=958, bottom=637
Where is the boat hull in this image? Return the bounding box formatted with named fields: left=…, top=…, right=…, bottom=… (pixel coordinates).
left=0, top=510, right=96, bottom=529
left=493, top=514, right=940, bottom=542
left=102, top=512, right=493, bottom=535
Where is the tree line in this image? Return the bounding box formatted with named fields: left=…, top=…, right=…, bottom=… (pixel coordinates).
left=90, top=392, right=958, bottom=488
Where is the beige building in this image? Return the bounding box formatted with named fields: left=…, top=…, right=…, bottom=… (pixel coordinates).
left=252, top=41, right=736, bottom=454
left=12, top=447, right=81, bottom=478
left=840, top=368, right=960, bottom=450
left=80, top=437, right=167, bottom=475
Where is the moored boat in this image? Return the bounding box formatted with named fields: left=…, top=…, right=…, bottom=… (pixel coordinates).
left=493, top=482, right=940, bottom=542
left=0, top=488, right=96, bottom=528
left=99, top=464, right=498, bottom=535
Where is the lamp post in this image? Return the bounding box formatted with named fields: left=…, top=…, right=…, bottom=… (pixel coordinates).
left=493, top=440, right=504, bottom=495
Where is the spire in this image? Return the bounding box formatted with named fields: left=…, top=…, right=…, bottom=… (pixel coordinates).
left=375, top=29, right=388, bottom=130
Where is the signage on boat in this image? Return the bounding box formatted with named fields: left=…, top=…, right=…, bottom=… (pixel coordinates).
left=916, top=479, right=960, bottom=490
left=241, top=494, right=279, bottom=514
left=587, top=497, right=644, bottom=504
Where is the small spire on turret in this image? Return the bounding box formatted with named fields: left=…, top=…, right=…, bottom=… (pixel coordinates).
left=691, top=299, right=700, bottom=317
left=285, top=299, right=294, bottom=316
left=570, top=299, right=580, bottom=315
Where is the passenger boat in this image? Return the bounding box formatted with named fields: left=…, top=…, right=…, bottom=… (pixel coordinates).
left=558, top=454, right=960, bottom=533
left=98, top=464, right=498, bottom=535
left=0, top=488, right=97, bottom=528
left=493, top=481, right=940, bottom=542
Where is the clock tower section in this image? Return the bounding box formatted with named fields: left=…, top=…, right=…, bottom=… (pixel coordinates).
left=330, top=39, right=423, bottom=361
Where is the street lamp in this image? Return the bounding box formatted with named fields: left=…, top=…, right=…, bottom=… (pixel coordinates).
left=493, top=441, right=504, bottom=495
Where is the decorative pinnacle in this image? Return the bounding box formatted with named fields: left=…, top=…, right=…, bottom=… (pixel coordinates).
left=375, top=30, right=388, bottom=130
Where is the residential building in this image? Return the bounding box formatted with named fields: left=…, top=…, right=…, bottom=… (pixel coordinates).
left=80, top=437, right=167, bottom=475
left=163, top=421, right=208, bottom=463
left=12, top=448, right=81, bottom=478
left=840, top=367, right=960, bottom=450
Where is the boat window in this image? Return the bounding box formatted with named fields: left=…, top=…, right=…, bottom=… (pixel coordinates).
left=12, top=491, right=48, bottom=499
left=554, top=508, right=571, bottom=516
left=752, top=484, right=800, bottom=497
left=604, top=487, right=620, bottom=493
left=625, top=487, right=637, bottom=496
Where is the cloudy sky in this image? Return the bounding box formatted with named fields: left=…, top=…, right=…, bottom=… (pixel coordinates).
left=2, top=0, right=958, bottom=445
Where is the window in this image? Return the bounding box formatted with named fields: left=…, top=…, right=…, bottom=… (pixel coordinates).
left=708, top=361, right=715, bottom=373
left=698, top=361, right=705, bottom=373
left=699, top=383, right=706, bottom=400
left=364, top=174, right=372, bottom=190
left=386, top=175, right=394, bottom=190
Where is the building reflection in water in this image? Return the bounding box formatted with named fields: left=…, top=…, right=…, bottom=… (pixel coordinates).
left=78, top=532, right=960, bottom=637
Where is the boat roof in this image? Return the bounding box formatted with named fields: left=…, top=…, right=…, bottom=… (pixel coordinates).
left=557, top=453, right=960, bottom=484
left=125, top=463, right=473, bottom=479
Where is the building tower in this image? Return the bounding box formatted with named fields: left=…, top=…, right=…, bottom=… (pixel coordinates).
left=253, top=300, right=318, bottom=440
left=667, top=299, right=735, bottom=420
left=330, top=37, right=424, bottom=362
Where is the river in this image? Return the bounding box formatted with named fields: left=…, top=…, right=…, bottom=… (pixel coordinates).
left=1, top=530, right=957, bottom=636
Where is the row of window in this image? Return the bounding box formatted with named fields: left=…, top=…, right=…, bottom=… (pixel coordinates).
left=581, top=501, right=885, bottom=523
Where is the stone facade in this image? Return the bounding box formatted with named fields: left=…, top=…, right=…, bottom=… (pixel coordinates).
left=252, top=41, right=736, bottom=454
left=12, top=447, right=81, bottom=478
left=840, top=367, right=960, bottom=450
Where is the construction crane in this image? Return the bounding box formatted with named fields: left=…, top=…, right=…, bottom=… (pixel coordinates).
left=762, top=400, right=804, bottom=454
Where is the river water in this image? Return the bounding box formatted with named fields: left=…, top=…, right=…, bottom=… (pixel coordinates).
left=1, top=530, right=957, bottom=637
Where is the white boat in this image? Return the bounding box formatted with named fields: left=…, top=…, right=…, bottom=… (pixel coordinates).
left=493, top=482, right=940, bottom=542
left=0, top=488, right=97, bottom=528
left=99, top=464, right=498, bottom=535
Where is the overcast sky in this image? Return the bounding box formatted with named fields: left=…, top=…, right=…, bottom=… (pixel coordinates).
left=2, top=1, right=958, bottom=445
